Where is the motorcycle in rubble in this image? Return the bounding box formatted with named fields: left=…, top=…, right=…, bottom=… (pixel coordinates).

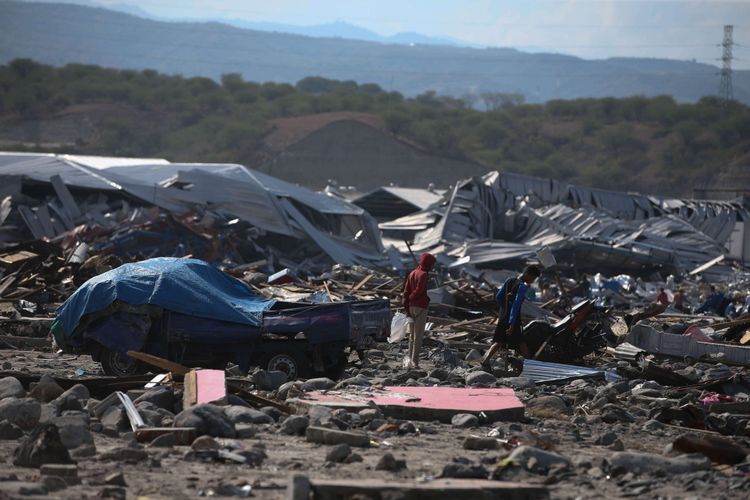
left=518, top=299, right=614, bottom=366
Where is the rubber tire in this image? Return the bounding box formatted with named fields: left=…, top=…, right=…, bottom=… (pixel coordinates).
left=261, top=351, right=310, bottom=380
left=99, top=348, right=146, bottom=377
left=324, top=351, right=349, bottom=380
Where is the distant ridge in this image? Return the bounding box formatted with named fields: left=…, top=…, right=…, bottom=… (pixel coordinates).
left=1, top=0, right=748, bottom=103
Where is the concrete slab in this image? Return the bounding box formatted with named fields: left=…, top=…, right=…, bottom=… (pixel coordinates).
left=288, top=386, right=524, bottom=423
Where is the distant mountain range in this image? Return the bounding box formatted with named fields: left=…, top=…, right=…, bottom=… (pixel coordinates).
left=2, top=0, right=749, bottom=103
left=21, top=0, right=477, bottom=47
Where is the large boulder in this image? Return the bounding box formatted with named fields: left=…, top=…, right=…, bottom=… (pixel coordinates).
left=173, top=404, right=236, bottom=438
left=223, top=405, right=274, bottom=425
left=133, top=386, right=175, bottom=412
left=51, top=416, right=94, bottom=450
left=465, top=371, right=496, bottom=387
left=13, top=424, right=74, bottom=468
left=30, top=375, right=64, bottom=403
left=0, top=397, right=41, bottom=430
left=526, top=395, right=571, bottom=417
left=0, top=377, right=26, bottom=399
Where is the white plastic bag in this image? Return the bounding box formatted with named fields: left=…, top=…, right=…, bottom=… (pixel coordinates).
left=388, top=312, right=410, bottom=343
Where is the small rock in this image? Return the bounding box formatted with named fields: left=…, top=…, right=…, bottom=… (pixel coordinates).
left=465, top=371, right=496, bottom=387
left=308, top=405, right=333, bottom=426
left=12, top=423, right=74, bottom=468
left=600, top=404, right=635, bottom=423
left=527, top=395, right=571, bottom=417
left=224, top=405, right=274, bottom=425
left=358, top=408, right=382, bottom=422
left=52, top=416, right=93, bottom=450
left=334, top=374, right=371, bottom=390
left=463, top=436, right=499, bottom=450
left=277, top=381, right=302, bottom=400
left=100, top=447, right=149, bottom=463
left=608, top=452, right=710, bottom=475
left=29, top=375, right=64, bottom=403
left=451, top=413, right=478, bottom=428
left=104, top=472, right=127, bottom=487
left=53, top=384, right=89, bottom=405
left=376, top=452, right=406, bottom=471
left=149, top=433, right=177, bottom=448
left=508, top=446, right=571, bottom=473
left=254, top=370, right=288, bottom=391
left=191, top=435, right=220, bottom=451
left=0, top=377, right=25, bottom=399
left=398, top=422, right=416, bottom=434
left=0, top=397, right=41, bottom=430
left=133, top=386, right=174, bottom=412
left=0, top=420, right=23, bottom=439
left=441, top=462, right=488, bottom=479
left=609, top=439, right=625, bottom=451
left=99, top=486, right=127, bottom=499
left=642, top=419, right=666, bottom=432
left=41, top=475, right=67, bottom=492
left=280, top=415, right=309, bottom=435
left=594, top=431, right=619, bottom=446
left=305, top=426, right=369, bottom=447
left=301, top=378, right=335, bottom=392
left=100, top=406, right=128, bottom=432
left=260, top=406, right=283, bottom=422
left=465, top=349, right=482, bottom=361
left=173, top=404, right=236, bottom=438
left=236, top=424, right=256, bottom=438
left=70, top=444, right=97, bottom=458
left=325, top=443, right=351, bottom=463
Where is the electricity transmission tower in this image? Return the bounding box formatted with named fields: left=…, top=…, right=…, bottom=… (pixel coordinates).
left=719, top=25, right=734, bottom=104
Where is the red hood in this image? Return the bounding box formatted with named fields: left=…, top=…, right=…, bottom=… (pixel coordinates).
left=418, top=253, right=436, bottom=272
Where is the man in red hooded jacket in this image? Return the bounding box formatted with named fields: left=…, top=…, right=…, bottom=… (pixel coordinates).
left=402, top=253, right=436, bottom=369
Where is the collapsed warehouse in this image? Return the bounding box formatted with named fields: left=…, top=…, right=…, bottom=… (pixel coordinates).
left=0, top=151, right=750, bottom=498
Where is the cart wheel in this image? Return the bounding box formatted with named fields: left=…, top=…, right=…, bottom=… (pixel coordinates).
left=262, top=352, right=309, bottom=380
left=100, top=348, right=146, bottom=377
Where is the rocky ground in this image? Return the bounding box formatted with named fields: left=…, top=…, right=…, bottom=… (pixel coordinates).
left=0, top=344, right=749, bottom=499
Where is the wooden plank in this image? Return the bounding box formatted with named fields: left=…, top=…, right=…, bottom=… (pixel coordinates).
left=226, top=380, right=293, bottom=414
left=0, top=273, right=17, bottom=297
left=689, top=255, right=725, bottom=275
left=17, top=206, right=45, bottom=240
left=36, top=205, right=56, bottom=238
left=50, top=174, right=82, bottom=219
left=350, top=274, right=374, bottom=292
left=126, top=351, right=190, bottom=376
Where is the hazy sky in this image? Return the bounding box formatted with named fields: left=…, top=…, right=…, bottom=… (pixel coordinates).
left=92, top=0, right=750, bottom=69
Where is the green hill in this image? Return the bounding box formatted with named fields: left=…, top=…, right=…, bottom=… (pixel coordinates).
left=1, top=59, right=749, bottom=196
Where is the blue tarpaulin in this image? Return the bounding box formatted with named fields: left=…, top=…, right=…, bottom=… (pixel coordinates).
left=56, top=257, right=276, bottom=338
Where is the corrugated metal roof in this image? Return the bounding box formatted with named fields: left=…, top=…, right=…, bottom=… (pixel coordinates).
left=380, top=187, right=446, bottom=210
left=520, top=359, right=607, bottom=383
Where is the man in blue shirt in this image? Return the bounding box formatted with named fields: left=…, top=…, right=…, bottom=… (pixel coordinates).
left=696, top=286, right=725, bottom=315
left=481, top=265, right=541, bottom=370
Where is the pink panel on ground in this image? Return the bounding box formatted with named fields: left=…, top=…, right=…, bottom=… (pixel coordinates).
left=196, top=369, right=226, bottom=404
left=376, top=386, right=523, bottom=412
left=299, top=386, right=523, bottom=413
